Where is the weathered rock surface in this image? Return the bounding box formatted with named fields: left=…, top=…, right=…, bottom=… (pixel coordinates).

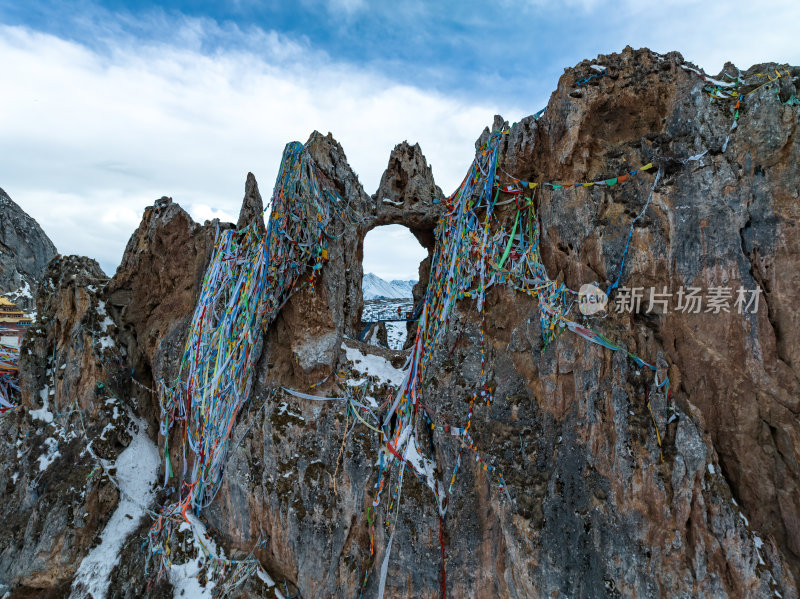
left=0, top=256, right=131, bottom=593
left=503, top=46, right=800, bottom=586
left=104, top=196, right=217, bottom=430
left=188, top=49, right=800, bottom=599
left=371, top=141, right=443, bottom=346
left=238, top=172, right=266, bottom=235
left=372, top=140, right=444, bottom=247
left=0, top=187, right=58, bottom=313
left=1, top=47, right=799, bottom=599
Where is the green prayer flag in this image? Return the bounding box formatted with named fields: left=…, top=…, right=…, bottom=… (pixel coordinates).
left=498, top=211, right=520, bottom=269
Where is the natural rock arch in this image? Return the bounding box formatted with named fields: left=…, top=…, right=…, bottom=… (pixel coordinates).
left=352, top=141, right=444, bottom=333
left=241, top=136, right=444, bottom=388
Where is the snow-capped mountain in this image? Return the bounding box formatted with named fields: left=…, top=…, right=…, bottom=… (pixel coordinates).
left=362, top=273, right=416, bottom=299
left=388, top=279, right=416, bottom=297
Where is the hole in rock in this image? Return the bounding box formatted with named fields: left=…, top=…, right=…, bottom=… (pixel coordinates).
left=361, top=224, right=428, bottom=350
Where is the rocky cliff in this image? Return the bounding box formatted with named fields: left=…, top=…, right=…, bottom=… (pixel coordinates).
left=0, top=187, right=58, bottom=314
left=0, top=47, right=798, bottom=599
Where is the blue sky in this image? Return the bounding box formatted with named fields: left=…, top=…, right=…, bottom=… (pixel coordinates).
left=0, top=0, right=589, bottom=102
left=1, top=0, right=798, bottom=278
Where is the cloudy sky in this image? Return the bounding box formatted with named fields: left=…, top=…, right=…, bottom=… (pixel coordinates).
left=1, top=0, right=798, bottom=279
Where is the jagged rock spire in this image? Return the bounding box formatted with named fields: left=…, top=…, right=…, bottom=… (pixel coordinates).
left=237, top=172, right=265, bottom=234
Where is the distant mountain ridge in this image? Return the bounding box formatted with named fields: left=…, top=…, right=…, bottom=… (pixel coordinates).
left=362, top=272, right=416, bottom=299
left=0, top=187, right=58, bottom=313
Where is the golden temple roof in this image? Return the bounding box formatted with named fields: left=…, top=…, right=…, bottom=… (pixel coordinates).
left=0, top=297, right=32, bottom=324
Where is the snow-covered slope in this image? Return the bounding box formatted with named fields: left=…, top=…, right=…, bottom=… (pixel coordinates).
left=389, top=279, right=416, bottom=297
left=70, top=417, right=160, bottom=599
left=362, top=273, right=416, bottom=299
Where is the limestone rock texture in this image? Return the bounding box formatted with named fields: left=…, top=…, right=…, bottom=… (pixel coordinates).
left=0, top=187, right=58, bottom=313
left=238, top=172, right=266, bottom=235
left=0, top=47, right=799, bottom=599
left=0, top=256, right=131, bottom=594
left=104, top=196, right=218, bottom=431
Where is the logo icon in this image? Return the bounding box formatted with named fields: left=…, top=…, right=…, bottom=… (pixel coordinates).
left=578, top=283, right=608, bottom=315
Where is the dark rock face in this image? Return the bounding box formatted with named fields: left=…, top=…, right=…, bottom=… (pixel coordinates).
left=258, top=133, right=373, bottom=390
left=372, top=140, right=445, bottom=247
left=505, top=47, right=800, bottom=583
left=0, top=187, right=58, bottom=313
left=2, top=47, right=799, bottom=599
left=238, top=172, right=266, bottom=234
left=258, top=134, right=444, bottom=390
left=0, top=256, right=130, bottom=591
left=370, top=141, right=444, bottom=346
left=104, top=196, right=217, bottom=430
left=190, top=50, right=799, bottom=598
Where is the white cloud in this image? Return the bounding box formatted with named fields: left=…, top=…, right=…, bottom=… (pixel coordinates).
left=2, top=2, right=798, bottom=279
left=191, top=204, right=238, bottom=224
left=508, top=0, right=800, bottom=74
left=619, top=1, right=800, bottom=74
left=0, top=21, right=517, bottom=275
left=363, top=224, right=429, bottom=281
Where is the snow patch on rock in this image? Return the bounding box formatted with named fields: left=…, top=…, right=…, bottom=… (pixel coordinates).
left=37, top=437, right=60, bottom=471
left=343, top=344, right=405, bottom=386
left=70, top=418, right=160, bottom=599
left=30, top=385, right=54, bottom=423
